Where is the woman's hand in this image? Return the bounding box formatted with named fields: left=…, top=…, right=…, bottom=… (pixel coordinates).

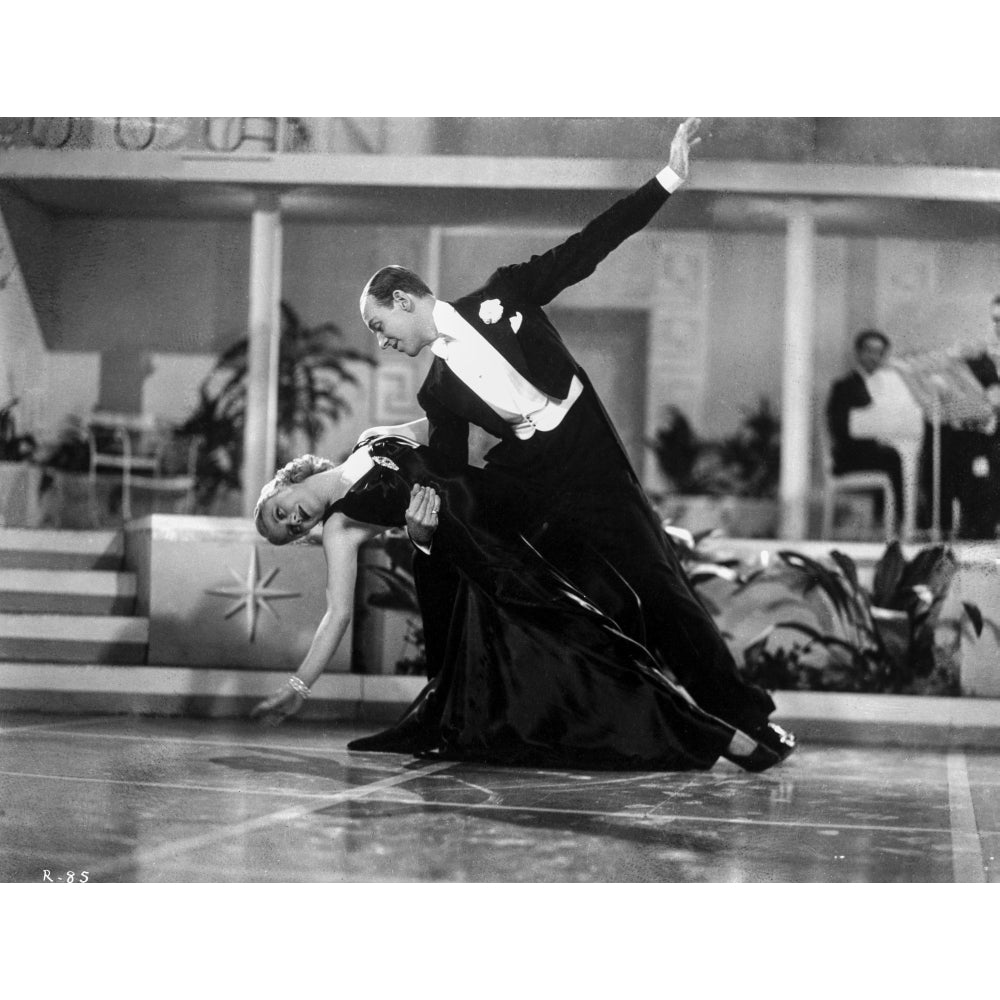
left=405, top=484, right=441, bottom=548
left=249, top=682, right=305, bottom=727
left=355, top=425, right=394, bottom=448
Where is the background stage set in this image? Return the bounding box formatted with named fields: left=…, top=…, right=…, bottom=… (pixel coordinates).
left=2, top=117, right=1000, bottom=883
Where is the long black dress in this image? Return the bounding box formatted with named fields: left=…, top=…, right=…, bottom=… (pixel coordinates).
left=332, top=437, right=735, bottom=771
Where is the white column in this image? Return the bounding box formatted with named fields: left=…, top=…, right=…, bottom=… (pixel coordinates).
left=779, top=200, right=816, bottom=539
left=242, top=193, right=283, bottom=517
left=426, top=225, right=443, bottom=293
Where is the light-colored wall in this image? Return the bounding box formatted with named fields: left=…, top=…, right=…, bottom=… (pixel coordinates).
left=12, top=207, right=1000, bottom=498
left=875, top=237, right=1000, bottom=352
left=0, top=203, right=49, bottom=438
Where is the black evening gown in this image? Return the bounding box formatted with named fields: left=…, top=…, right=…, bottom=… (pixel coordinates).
left=332, top=437, right=734, bottom=771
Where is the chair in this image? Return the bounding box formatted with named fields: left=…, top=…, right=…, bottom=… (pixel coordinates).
left=86, top=411, right=197, bottom=524
left=820, top=447, right=897, bottom=542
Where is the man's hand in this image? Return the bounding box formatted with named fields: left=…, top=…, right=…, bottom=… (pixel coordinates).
left=668, top=117, right=702, bottom=182
left=405, top=483, right=441, bottom=548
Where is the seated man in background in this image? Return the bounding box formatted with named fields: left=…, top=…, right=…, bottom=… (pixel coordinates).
left=826, top=329, right=919, bottom=528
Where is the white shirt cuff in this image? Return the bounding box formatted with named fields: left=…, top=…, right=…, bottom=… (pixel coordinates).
left=409, top=531, right=432, bottom=556
left=656, top=165, right=684, bottom=193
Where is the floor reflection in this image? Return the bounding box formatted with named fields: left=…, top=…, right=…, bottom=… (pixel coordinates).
left=0, top=714, right=991, bottom=882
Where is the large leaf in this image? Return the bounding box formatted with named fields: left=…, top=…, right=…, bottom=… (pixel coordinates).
left=829, top=549, right=861, bottom=595
left=776, top=550, right=856, bottom=623
left=773, top=620, right=865, bottom=656
left=898, top=546, right=955, bottom=605
left=963, top=602, right=984, bottom=638
left=871, top=541, right=905, bottom=606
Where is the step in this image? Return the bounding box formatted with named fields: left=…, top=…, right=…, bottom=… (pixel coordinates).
left=0, top=663, right=401, bottom=720
left=0, top=568, right=137, bottom=615
left=0, top=528, right=123, bottom=571
left=1, top=670, right=999, bottom=748
left=0, top=612, right=148, bottom=664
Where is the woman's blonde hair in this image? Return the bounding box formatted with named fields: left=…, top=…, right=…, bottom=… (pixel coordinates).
left=254, top=454, right=337, bottom=542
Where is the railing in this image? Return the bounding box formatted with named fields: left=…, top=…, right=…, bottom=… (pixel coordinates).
left=0, top=118, right=407, bottom=156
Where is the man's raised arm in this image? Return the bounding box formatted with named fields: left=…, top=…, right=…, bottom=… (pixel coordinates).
left=496, top=117, right=703, bottom=307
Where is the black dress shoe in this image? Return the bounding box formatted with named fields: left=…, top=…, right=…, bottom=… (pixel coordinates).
left=721, top=743, right=781, bottom=773
left=755, top=723, right=797, bottom=762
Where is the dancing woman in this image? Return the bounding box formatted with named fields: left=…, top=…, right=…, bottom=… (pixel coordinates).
left=250, top=432, right=782, bottom=772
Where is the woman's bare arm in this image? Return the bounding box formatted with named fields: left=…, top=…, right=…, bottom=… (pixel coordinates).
left=250, top=513, right=383, bottom=724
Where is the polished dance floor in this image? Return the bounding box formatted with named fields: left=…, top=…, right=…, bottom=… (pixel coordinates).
left=1, top=711, right=996, bottom=882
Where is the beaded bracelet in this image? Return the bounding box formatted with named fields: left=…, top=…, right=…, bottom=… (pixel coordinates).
left=287, top=676, right=311, bottom=699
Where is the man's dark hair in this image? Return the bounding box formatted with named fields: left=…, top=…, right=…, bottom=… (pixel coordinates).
left=362, top=266, right=433, bottom=308
left=854, top=328, right=890, bottom=353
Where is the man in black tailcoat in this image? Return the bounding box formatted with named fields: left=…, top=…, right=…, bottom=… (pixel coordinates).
left=358, top=118, right=793, bottom=766
left=944, top=295, right=1000, bottom=538
left=825, top=329, right=904, bottom=518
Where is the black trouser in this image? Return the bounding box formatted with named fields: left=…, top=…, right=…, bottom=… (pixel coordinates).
left=483, top=387, right=775, bottom=736
left=935, top=426, right=1000, bottom=539
left=833, top=439, right=904, bottom=522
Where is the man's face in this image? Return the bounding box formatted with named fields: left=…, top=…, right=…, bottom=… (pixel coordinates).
left=362, top=293, right=434, bottom=358
left=856, top=336, right=887, bottom=375
left=990, top=302, right=1000, bottom=339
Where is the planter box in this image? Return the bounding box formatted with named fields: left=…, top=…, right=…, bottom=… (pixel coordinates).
left=699, top=537, right=1000, bottom=697
left=353, top=537, right=422, bottom=675
left=123, top=514, right=350, bottom=672
left=658, top=494, right=779, bottom=538
left=772, top=690, right=1000, bottom=749
left=0, top=462, right=43, bottom=527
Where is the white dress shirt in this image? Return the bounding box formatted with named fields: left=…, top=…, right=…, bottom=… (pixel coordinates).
left=431, top=300, right=583, bottom=439
left=849, top=364, right=923, bottom=443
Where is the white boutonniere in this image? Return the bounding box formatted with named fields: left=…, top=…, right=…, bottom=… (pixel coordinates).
left=509, top=311, right=523, bottom=334
left=479, top=299, right=503, bottom=324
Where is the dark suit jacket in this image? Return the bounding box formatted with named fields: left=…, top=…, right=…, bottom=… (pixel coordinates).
left=416, top=178, right=671, bottom=465
left=825, top=370, right=874, bottom=466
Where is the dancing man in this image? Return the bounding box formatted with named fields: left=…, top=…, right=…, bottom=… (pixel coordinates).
left=358, top=117, right=795, bottom=767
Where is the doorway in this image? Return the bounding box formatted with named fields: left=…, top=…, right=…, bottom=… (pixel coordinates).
left=548, top=308, right=649, bottom=472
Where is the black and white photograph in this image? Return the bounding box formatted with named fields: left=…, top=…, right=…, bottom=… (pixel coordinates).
left=2, top=23, right=999, bottom=995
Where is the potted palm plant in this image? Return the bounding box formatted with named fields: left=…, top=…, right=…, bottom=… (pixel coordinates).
left=728, top=543, right=984, bottom=695
left=178, top=301, right=374, bottom=513
left=651, top=397, right=781, bottom=538
left=0, top=397, right=41, bottom=526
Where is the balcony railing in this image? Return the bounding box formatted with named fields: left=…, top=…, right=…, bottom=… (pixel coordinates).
left=8, top=118, right=1000, bottom=170
left=0, top=117, right=326, bottom=154
left=0, top=118, right=459, bottom=158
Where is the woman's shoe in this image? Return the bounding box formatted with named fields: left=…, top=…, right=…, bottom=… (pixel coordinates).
left=722, top=743, right=782, bottom=773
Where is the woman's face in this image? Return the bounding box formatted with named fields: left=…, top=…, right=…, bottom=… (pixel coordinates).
left=260, top=483, right=324, bottom=545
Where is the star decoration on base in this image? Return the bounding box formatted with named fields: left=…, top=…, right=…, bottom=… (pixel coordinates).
left=206, top=545, right=301, bottom=642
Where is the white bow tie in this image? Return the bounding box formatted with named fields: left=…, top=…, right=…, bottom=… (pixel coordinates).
left=431, top=336, right=453, bottom=361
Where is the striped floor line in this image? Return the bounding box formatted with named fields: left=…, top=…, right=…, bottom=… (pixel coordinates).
left=350, top=794, right=967, bottom=837
left=94, top=760, right=457, bottom=878
left=1, top=765, right=979, bottom=839
left=0, top=715, right=121, bottom=736
left=0, top=723, right=366, bottom=757
left=0, top=768, right=407, bottom=801
left=947, top=750, right=987, bottom=883
left=11, top=726, right=1000, bottom=793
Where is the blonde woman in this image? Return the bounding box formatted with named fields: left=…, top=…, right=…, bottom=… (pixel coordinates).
left=251, top=431, right=782, bottom=772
